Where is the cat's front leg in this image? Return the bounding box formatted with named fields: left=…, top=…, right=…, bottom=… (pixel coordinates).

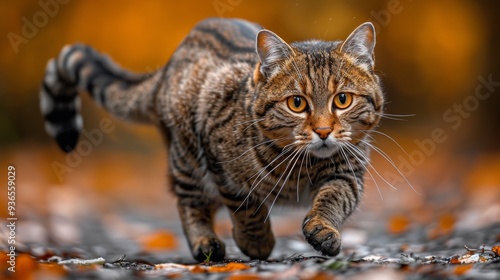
left=176, top=183, right=225, bottom=262
left=177, top=196, right=225, bottom=262
left=302, top=179, right=362, bottom=256
left=220, top=187, right=275, bottom=260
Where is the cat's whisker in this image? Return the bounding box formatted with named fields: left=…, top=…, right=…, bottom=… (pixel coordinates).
left=340, top=142, right=383, bottom=200
left=296, top=148, right=308, bottom=202
left=363, top=130, right=411, bottom=158
left=365, top=164, right=383, bottom=200
left=233, top=117, right=265, bottom=127
left=218, top=138, right=275, bottom=164
left=343, top=142, right=400, bottom=192
left=258, top=146, right=304, bottom=220
left=265, top=147, right=306, bottom=222
left=360, top=130, right=420, bottom=194
left=305, top=151, right=313, bottom=185
left=358, top=139, right=420, bottom=195
left=241, top=118, right=266, bottom=132
left=375, top=112, right=415, bottom=121
left=236, top=140, right=297, bottom=213
left=338, top=145, right=360, bottom=191
left=244, top=141, right=293, bottom=184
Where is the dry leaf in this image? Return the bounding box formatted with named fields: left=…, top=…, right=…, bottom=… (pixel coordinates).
left=428, top=213, right=456, bottom=239
left=388, top=215, right=410, bottom=235
left=37, top=263, right=68, bottom=276
left=191, top=265, right=207, bottom=273
left=306, top=271, right=334, bottom=280
left=207, top=262, right=250, bottom=273
left=492, top=246, right=500, bottom=256
left=15, top=254, right=37, bottom=280
left=227, top=274, right=263, bottom=280
left=450, top=256, right=461, bottom=264
left=453, top=264, right=473, bottom=275
left=140, top=230, right=177, bottom=251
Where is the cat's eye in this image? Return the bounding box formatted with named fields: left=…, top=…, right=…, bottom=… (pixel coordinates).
left=287, top=96, right=308, bottom=113
left=333, top=92, right=353, bottom=109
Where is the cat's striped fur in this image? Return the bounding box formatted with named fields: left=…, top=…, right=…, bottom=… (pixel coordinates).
left=40, top=18, right=384, bottom=261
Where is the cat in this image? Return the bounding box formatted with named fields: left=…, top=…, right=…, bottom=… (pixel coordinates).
left=40, top=18, right=384, bottom=261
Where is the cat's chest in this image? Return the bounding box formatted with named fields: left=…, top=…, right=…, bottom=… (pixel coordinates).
left=216, top=143, right=329, bottom=205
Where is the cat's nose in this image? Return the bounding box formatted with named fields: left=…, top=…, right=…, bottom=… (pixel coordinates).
left=314, top=127, right=332, bottom=140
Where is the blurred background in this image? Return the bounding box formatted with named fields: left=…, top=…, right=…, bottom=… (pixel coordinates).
left=0, top=0, right=499, bottom=256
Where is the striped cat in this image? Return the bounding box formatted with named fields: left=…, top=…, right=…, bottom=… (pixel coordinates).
left=40, top=18, right=383, bottom=261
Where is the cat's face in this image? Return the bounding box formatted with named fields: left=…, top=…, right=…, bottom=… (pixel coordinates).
left=252, top=23, right=384, bottom=159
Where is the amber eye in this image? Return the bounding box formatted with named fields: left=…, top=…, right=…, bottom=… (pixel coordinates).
left=333, top=92, right=353, bottom=109
left=287, top=96, right=308, bottom=113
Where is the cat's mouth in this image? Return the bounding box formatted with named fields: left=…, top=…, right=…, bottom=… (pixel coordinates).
left=308, top=141, right=339, bottom=158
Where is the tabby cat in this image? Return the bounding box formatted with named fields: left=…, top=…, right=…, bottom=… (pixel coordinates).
left=40, top=18, right=384, bottom=261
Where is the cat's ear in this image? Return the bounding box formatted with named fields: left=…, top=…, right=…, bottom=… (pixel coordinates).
left=256, top=29, right=294, bottom=80
left=340, top=22, right=376, bottom=70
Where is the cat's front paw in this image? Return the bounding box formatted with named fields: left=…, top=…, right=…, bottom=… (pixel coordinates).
left=192, top=237, right=226, bottom=262
left=302, top=215, right=342, bottom=256
left=233, top=228, right=275, bottom=260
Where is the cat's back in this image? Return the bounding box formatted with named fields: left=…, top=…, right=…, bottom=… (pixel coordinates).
left=160, top=18, right=261, bottom=143
left=169, top=18, right=261, bottom=66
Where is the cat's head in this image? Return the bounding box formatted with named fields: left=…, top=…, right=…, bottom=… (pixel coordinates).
left=251, top=22, right=384, bottom=159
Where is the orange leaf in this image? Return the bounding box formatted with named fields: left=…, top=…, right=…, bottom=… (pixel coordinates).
left=450, top=256, right=461, bottom=264
left=307, top=271, right=334, bottom=280
left=453, top=264, right=473, bottom=275
left=428, top=213, right=456, bottom=239
left=140, top=230, right=177, bottom=252
left=388, top=215, right=410, bottom=235
left=15, top=254, right=37, bottom=280
left=438, top=213, right=455, bottom=234
left=37, top=263, right=68, bottom=276
left=191, top=265, right=207, bottom=273
left=207, top=262, right=250, bottom=273
left=227, top=274, right=263, bottom=280
left=492, top=246, right=500, bottom=256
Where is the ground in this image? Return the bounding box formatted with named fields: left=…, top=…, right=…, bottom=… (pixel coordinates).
left=1, top=211, right=499, bottom=279
left=2, top=148, right=500, bottom=279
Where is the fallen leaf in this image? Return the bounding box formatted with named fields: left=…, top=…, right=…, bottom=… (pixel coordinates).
left=458, top=253, right=480, bottom=264
left=439, top=213, right=455, bottom=234
left=306, top=271, right=334, bottom=280
left=450, top=256, right=461, bottom=264
left=140, top=230, right=177, bottom=252
left=388, top=214, right=410, bottom=235
left=227, top=274, right=263, bottom=280
left=37, top=263, right=68, bottom=276
left=492, top=246, right=500, bottom=256
left=453, top=264, right=473, bottom=275
left=191, top=265, right=207, bottom=273
left=207, top=262, right=251, bottom=273
left=428, top=213, right=456, bottom=239
left=15, top=254, right=37, bottom=280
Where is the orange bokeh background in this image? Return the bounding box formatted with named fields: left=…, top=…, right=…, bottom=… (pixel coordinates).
left=0, top=0, right=499, bottom=248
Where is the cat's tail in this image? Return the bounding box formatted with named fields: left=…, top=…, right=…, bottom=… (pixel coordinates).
left=40, top=44, right=163, bottom=152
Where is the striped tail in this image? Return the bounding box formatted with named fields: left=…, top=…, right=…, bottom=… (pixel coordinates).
left=40, top=44, right=163, bottom=152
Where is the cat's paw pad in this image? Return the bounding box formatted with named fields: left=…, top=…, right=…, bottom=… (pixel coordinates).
left=302, top=215, right=341, bottom=256
left=192, top=237, right=226, bottom=262
left=233, top=229, right=275, bottom=260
